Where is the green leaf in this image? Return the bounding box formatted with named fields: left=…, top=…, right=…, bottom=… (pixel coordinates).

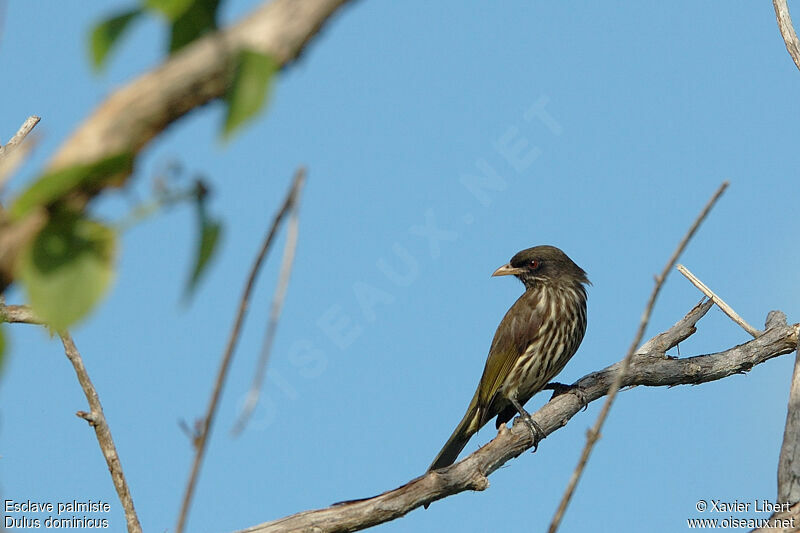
left=89, top=9, right=143, bottom=72
left=184, top=184, right=222, bottom=300
left=144, top=0, right=194, bottom=20
left=10, top=152, right=133, bottom=220
left=168, top=0, right=219, bottom=53
left=222, top=50, right=278, bottom=140
left=185, top=220, right=221, bottom=299
left=17, top=212, right=116, bottom=331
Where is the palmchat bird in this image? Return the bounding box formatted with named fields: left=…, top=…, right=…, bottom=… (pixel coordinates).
left=428, top=245, right=589, bottom=471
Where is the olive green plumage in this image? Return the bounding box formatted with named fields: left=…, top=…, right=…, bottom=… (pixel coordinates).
left=429, top=245, right=589, bottom=471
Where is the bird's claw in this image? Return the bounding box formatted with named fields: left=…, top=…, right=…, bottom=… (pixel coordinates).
left=544, top=382, right=588, bottom=411
left=519, top=414, right=545, bottom=452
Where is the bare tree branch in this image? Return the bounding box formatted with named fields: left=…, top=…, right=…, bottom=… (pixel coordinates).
left=59, top=332, right=142, bottom=533
left=779, top=343, right=800, bottom=504
left=235, top=305, right=797, bottom=533
left=0, top=115, right=40, bottom=187
left=177, top=167, right=307, bottom=533
left=772, top=2, right=800, bottom=508
left=0, top=304, right=142, bottom=533
left=548, top=181, right=728, bottom=533
left=677, top=264, right=759, bottom=337
left=774, top=0, right=800, bottom=72
left=0, top=115, right=40, bottom=158
left=232, top=170, right=305, bottom=435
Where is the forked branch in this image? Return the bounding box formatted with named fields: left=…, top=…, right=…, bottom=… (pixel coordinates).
left=236, top=303, right=798, bottom=533
left=0, top=305, right=142, bottom=533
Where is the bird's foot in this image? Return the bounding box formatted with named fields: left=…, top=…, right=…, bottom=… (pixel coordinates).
left=544, top=382, right=588, bottom=411
left=509, top=396, right=545, bottom=451
left=519, top=414, right=545, bottom=452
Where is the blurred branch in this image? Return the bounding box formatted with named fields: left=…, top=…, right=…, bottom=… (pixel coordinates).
left=236, top=305, right=799, bottom=533
left=176, top=167, right=306, bottom=533
left=774, top=0, right=800, bottom=72
left=0, top=0, right=352, bottom=289
left=548, top=181, right=728, bottom=533
left=49, top=0, right=350, bottom=173
left=0, top=303, right=43, bottom=324
left=232, top=169, right=305, bottom=435
left=0, top=304, right=142, bottom=533
left=0, top=208, right=46, bottom=292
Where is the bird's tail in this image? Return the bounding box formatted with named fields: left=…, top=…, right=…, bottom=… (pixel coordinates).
left=428, top=392, right=481, bottom=471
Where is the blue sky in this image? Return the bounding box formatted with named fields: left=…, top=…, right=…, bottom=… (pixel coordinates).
left=2, top=1, right=800, bottom=532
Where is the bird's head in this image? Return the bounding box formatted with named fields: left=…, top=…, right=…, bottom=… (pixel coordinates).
left=492, top=245, right=589, bottom=290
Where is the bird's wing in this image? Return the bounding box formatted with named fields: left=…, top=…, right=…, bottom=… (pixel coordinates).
left=476, top=290, right=543, bottom=426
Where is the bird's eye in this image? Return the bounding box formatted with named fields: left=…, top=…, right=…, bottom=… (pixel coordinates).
left=529, top=259, right=540, bottom=269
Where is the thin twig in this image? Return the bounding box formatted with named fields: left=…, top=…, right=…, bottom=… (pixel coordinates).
left=59, top=332, right=143, bottom=533
left=0, top=304, right=142, bottom=533
left=0, top=115, right=40, bottom=188
left=547, top=181, right=729, bottom=533
left=676, top=264, right=759, bottom=337
left=0, top=115, right=40, bottom=157
left=774, top=0, right=800, bottom=72
left=232, top=172, right=305, bottom=435
left=0, top=303, right=43, bottom=325
left=176, top=167, right=307, bottom=533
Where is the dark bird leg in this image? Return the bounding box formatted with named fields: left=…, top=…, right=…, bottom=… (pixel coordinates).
left=509, top=396, right=545, bottom=451
left=544, top=382, right=588, bottom=411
